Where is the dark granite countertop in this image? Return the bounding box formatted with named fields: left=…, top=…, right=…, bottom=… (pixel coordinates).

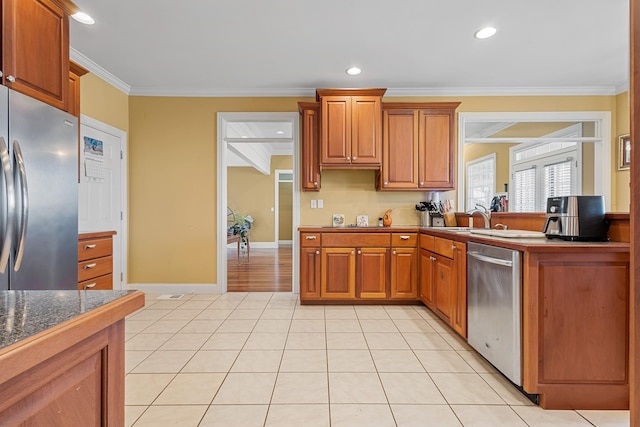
left=0, top=290, right=132, bottom=351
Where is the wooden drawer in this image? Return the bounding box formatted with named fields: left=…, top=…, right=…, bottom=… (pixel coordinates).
left=322, top=232, right=390, bottom=247
left=301, top=233, right=321, bottom=247
left=78, top=238, right=112, bottom=261
left=78, top=256, right=113, bottom=282
left=433, top=237, right=454, bottom=258
left=420, top=234, right=435, bottom=251
left=392, top=233, right=418, bottom=247
left=78, top=274, right=113, bottom=290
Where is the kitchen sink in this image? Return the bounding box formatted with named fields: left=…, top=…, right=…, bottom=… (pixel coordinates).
left=469, top=229, right=546, bottom=238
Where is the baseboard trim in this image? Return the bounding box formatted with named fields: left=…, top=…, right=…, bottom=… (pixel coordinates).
left=226, top=242, right=278, bottom=249
left=127, top=283, right=222, bottom=294
left=278, top=240, right=293, bottom=246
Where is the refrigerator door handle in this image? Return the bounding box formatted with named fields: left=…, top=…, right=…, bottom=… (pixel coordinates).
left=0, top=137, right=14, bottom=273
left=12, top=141, right=27, bottom=272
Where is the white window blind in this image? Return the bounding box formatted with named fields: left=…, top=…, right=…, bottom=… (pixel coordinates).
left=513, top=167, right=537, bottom=212
left=466, top=154, right=495, bottom=211
left=543, top=159, right=573, bottom=201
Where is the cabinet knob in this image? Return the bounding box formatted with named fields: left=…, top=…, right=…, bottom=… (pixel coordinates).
left=6, top=75, right=15, bottom=83
left=430, top=256, right=436, bottom=261
left=384, top=181, right=388, bottom=185
left=315, top=250, right=320, bottom=255
left=393, top=251, right=397, bottom=255
left=352, top=156, right=357, bottom=160
left=357, top=250, right=361, bottom=255
left=420, top=182, right=424, bottom=185
left=351, top=251, right=355, bottom=255
left=452, top=245, right=456, bottom=250
left=313, top=182, right=318, bottom=186
left=0, top=71, right=3, bottom=78
left=347, top=156, right=351, bottom=161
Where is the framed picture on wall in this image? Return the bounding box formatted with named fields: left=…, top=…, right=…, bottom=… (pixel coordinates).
left=618, top=134, right=631, bottom=170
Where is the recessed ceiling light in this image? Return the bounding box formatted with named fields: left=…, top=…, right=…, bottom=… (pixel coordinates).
left=72, top=11, right=95, bottom=25
left=474, top=26, right=497, bottom=39
left=241, top=135, right=248, bottom=138
left=346, top=67, right=362, bottom=76
left=276, top=131, right=284, bottom=135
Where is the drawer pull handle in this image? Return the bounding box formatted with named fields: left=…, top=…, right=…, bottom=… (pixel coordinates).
left=84, top=283, right=97, bottom=289
left=84, top=244, right=97, bottom=249
left=83, top=263, right=97, bottom=269
left=305, top=236, right=317, bottom=240
left=400, top=236, right=410, bottom=240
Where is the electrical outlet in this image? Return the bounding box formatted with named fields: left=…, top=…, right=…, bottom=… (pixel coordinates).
left=318, top=199, right=323, bottom=209
left=311, top=200, right=317, bottom=209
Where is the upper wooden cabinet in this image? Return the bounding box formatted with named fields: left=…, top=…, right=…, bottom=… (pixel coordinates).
left=316, top=88, right=386, bottom=169
left=378, top=102, right=460, bottom=191
left=1, top=0, right=77, bottom=111
left=298, top=102, right=321, bottom=191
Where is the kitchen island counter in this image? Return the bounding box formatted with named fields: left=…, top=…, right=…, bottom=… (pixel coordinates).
left=0, top=290, right=144, bottom=425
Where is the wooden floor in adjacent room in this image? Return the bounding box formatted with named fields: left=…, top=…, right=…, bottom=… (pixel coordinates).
left=227, top=246, right=292, bottom=292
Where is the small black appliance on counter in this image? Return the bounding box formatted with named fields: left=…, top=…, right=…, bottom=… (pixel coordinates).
left=542, top=195, right=609, bottom=241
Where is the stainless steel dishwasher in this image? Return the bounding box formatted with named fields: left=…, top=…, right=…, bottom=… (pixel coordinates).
left=467, top=242, right=522, bottom=386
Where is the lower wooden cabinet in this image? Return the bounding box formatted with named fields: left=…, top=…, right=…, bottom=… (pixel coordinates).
left=78, top=231, right=116, bottom=290
left=321, top=247, right=356, bottom=298
left=419, top=234, right=467, bottom=337
left=357, top=247, right=388, bottom=299
left=300, top=230, right=420, bottom=303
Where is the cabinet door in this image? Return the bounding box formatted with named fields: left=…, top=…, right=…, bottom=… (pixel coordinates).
left=357, top=247, right=388, bottom=299
left=351, top=96, right=382, bottom=165
left=418, top=110, right=454, bottom=189
left=321, top=247, right=356, bottom=299
left=391, top=247, right=418, bottom=299
left=381, top=109, right=418, bottom=189
left=419, top=249, right=435, bottom=308
left=300, top=103, right=321, bottom=191
left=321, top=96, right=351, bottom=165
left=452, top=242, right=467, bottom=337
left=434, top=255, right=454, bottom=323
left=300, top=247, right=321, bottom=299
left=2, top=0, right=70, bottom=110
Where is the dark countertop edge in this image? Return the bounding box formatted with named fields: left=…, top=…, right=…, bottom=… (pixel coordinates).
left=298, top=226, right=630, bottom=251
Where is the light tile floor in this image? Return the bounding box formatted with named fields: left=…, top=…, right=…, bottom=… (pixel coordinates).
left=125, top=292, right=630, bottom=427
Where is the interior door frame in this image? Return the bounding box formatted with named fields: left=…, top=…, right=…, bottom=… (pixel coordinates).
left=216, top=112, right=300, bottom=294
left=79, top=114, right=128, bottom=290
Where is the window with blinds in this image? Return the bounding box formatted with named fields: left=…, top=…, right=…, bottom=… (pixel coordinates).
left=513, top=167, right=536, bottom=212
left=510, top=141, right=580, bottom=212
left=466, top=154, right=495, bottom=211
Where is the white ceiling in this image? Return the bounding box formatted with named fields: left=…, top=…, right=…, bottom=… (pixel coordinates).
left=69, top=0, right=629, bottom=97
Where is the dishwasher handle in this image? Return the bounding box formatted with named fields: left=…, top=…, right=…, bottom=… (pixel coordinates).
left=468, top=251, right=513, bottom=267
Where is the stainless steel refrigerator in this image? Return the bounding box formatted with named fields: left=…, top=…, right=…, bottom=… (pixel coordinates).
left=0, top=86, right=78, bottom=290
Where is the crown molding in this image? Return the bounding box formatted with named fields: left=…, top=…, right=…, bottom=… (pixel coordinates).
left=70, top=48, right=131, bottom=95
left=128, top=85, right=621, bottom=97
left=615, top=82, right=629, bottom=94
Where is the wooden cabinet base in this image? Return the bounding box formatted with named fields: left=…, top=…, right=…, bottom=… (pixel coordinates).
left=0, top=292, right=144, bottom=426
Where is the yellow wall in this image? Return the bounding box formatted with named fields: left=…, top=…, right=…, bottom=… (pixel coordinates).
left=83, top=84, right=627, bottom=284
left=227, top=155, right=293, bottom=243
left=615, top=91, right=630, bottom=212
left=279, top=182, right=293, bottom=240
left=79, top=74, right=129, bottom=132
left=128, top=97, right=305, bottom=283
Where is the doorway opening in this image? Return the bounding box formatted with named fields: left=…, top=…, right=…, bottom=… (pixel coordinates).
left=217, top=112, right=300, bottom=293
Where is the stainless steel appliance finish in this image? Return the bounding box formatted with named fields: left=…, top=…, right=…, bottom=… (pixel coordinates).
left=542, top=195, right=608, bottom=241
left=0, top=87, right=78, bottom=290
left=467, top=242, right=522, bottom=386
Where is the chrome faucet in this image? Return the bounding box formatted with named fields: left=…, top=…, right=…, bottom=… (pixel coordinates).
left=466, top=203, right=491, bottom=229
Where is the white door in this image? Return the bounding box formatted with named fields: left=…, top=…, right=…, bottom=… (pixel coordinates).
left=78, top=116, right=126, bottom=290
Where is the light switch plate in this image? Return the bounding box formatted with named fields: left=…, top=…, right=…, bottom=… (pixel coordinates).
left=311, top=200, right=317, bottom=209
left=318, top=200, right=324, bottom=208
